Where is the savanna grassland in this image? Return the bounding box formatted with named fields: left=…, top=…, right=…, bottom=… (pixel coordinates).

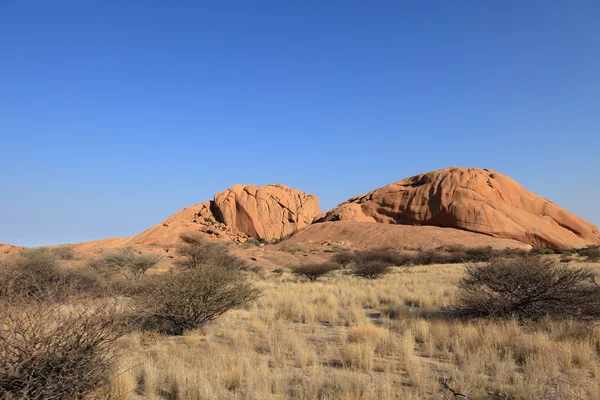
left=111, top=261, right=600, bottom=400
left=2, top=242, right=600, bottom=400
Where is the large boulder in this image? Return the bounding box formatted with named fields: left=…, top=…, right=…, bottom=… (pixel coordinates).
left=127, top=184, right=319, bottom=246
left=209, top=184, right=319, bottom=240
left=315, top=167, right=600, bottom=249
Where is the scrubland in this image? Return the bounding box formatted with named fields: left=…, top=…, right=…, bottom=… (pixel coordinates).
left=112, top=262, right=600, bottom=400
left=2, top=243, right=600, bottom=399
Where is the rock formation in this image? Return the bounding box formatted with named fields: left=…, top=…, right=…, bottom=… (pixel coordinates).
left=208, top=184, right=319, bottom=240
left=129, top=184, right=319, bottom=246
left=315, top=167, right=600, bottom=249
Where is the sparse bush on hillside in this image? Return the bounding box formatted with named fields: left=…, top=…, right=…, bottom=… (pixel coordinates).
left=355, top=248, right=411, bottom=266
left=577, top=246, right=600, bottom=262
left=177, top=232, right=247, bottom=270
left=0, top=248, right=105, bottom=302
left=134, top=266, right=262, bottom=335
left=352, top=260, right=390, bottom=279
left=333, top=248, right=410, bottom=268
left=89, top=247, right=160, bottom=280
left=464, top=246, right=494, bottom=262
left=331, top=251, right=355, bottom=267
left=0, top=301, right=125, bottom=399
left=291, top=262, right=339, bottom=281
left=454, top=256, right=600, bottom=320
left=334, top=245, right=536, bottom=268
left=495, top=247, right=529, bottom=258
left=529, top=246, right=555, bottom=255
left=412, top=249, right=462, bottom=265
left=50, top=245, right=76, bottom=260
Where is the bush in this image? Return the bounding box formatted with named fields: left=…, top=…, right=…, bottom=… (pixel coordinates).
left=0, top=248, right=105, bottom=302
left=355, top=248, right=410, bottom=266
left=352, top=261, right=390, bottom=279
left=496, top=247, right=529, bottom=258
left=331, top=251, right=355, bottom=267
left=454, top=256, right=600, bottom=320
left=577, top=246, right=600, bottom=262
left=412, top=249, right=464, bottom=265
left=291, top=262, right=339, bottom=281
left=332, top=248, right=409, bottom=268
left=177, top=232, right=247, bottom=270
left=134, top=266, right=262, bottom=335
left=50, top=245, right=76, bottom=260
left=0, top=301, right=125, bottom=399
left=89, top=247, right=160, bottom=280
left=464, top=246, right=494, bottom=262
left=529, top=246, right=555, bottom=255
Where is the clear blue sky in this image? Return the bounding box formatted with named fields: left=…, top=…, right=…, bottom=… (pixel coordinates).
left=1, top=1, right=598, bottom=246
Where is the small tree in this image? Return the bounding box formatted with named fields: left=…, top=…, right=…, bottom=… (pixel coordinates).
left=352, top=260, right=390, bottom=279
left=90, top=247, right=160, bottom=279
left=290, top=262, right=339, bottom=281
left=177, top=232, right=247, bottom=270
left=454, top=256, right=600, bottom=320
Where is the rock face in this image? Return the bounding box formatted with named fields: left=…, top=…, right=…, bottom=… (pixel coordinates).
left=129, top=184, right=319, bottom=246
left=279, top=221, right=530, bottom=250
left=208, top=184, right=319, bottom=240
left=315, top=167, right=600, bottom=249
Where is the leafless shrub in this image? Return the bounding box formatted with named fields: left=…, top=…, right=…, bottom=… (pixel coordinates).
left=177, top=232, right=247, bottom=270
left=50, top=245, right=76, bottom=260
left=290, top=262, right=339, bottom=281
left=89, top=247, right=160, bottom=279
left=134, top=266, right=262, bottom=335
left=0, top=248, right=105, bottom=302
left=454, top=256, right=600, bottom=320
left=0, top=301, right=125, bottom=399
left=352, top=261, right=390, bottom=279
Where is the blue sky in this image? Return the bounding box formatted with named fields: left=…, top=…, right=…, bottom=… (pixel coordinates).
left=1, top=1, right=598, bottom=246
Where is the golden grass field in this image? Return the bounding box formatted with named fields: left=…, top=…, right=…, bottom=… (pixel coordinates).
left=109, top=262, right=600, bottom=400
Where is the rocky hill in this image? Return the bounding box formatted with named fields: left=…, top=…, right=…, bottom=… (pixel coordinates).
left=314, top=167, right=600, bottom=249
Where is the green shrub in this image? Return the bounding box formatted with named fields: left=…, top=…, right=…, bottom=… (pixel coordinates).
left=134, top=266, right=262, bottom=335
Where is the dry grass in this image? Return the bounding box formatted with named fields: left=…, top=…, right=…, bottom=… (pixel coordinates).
left=108, top=262, right=600, bottom=399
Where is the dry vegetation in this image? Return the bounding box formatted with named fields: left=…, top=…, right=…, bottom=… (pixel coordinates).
left=2, top=242, right=600, bottom=399
left=110, top=259, right=600, bottom=400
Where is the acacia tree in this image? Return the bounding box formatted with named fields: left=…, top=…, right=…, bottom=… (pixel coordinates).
left=454, top=256, right=600, bottom=320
